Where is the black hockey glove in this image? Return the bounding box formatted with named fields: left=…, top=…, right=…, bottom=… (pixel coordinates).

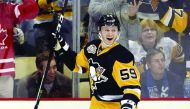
left=51, top=13, right=78, bottom=71
left=121, top=99, right=137, bottom=109
left=52, top=33, right=69, bottom=52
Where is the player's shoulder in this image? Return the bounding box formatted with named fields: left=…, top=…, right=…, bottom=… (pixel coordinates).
left=112, top=44, right=134, bottom=64
left=84, top=39, right=101, bottom=49
left=83, top=39, right=101, bottom=55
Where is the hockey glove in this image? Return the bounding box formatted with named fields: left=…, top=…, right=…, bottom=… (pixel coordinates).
left=13, top=27, right=24, bottom=44
left=121, top=99, right=137, bottom=109
left=52, top=32, right=69, bottom=52
left=53, top=33, right=77, bottom=71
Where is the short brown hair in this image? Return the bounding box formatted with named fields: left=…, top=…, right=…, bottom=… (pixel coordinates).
left=35, top=51, right=55, bottom=70
left=145, top=48, right=165, bottom=64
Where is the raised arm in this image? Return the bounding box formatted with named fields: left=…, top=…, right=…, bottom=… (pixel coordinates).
left=16, top=0, right=39, bottom=22
left=88, top=0, right=124, bottom=21
left=52, top=14, right=88, bottom=73
left=157, top=2, right=190, bottom=33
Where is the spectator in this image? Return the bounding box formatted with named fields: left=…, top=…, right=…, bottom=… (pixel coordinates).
left=88, top=0, right=142, bottom=48
left=128, top=0, right=184, bottom=42
left=141, top=49, right=183, bottom=98
left=16, top=51, right=72, bottom=98
left=128, top=19, right=184, bottom=74
left=0, top=0, right=38, bottom=98
left=33, top=0, right=73, bottom=73
left=54, top=14, right=141, bottom=109
left=155, top=0, right=190, bottom=82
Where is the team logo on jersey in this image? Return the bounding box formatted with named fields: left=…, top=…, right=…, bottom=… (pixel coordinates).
left=0, top=25, right=8, bottom=46
left=89, top=58, right=108, bottom=93
left=87, top=44, right=97, bottom=54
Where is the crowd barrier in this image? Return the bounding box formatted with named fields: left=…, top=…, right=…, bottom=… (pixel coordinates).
left=0, top=99, right=190, bottom=109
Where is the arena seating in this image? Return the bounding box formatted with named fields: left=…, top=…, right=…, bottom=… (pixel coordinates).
left=14, top=56, right=90, bottom=98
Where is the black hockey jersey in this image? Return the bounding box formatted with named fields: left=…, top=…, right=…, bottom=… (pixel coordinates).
left=157, top=2, right=190, bottom=33
left=71, top=40, right=141, bottom=109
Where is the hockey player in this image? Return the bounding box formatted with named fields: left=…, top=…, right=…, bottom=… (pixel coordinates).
left=54, top=14, right=141, bottom=109
left=0, top=0, right=39, bottom=97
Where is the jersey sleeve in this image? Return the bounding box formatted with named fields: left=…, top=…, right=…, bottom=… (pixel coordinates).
left=112, top=60, right=141, bottom=105
left=162, top=37, right=184, bottom=63
left=15, top=0, right=39, bottom=23
left=72, top=49, right=89, bottom=74
left=171, top=44, right=184, bottom=62
left=157, top=2, right=190, bottom=33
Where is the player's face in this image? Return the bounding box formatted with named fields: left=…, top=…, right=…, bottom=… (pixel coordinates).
left=141, top=26, right=157, bottom=45
left=148, top=53, right=165, bottom=78
left=99, top=25, right=119, bottom=48
left=0, top=0, right=3, bottom=3
left=39, top=59, right=57, bottom=83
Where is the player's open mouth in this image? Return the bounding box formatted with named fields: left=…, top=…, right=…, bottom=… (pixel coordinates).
left=107, top=38, right=113, bottom=40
